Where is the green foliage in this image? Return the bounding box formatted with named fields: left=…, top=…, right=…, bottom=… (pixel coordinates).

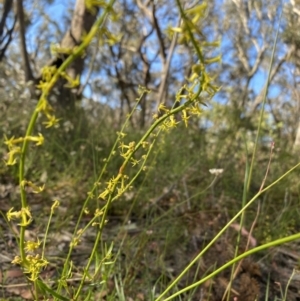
left=1, top=0, right=300, bottom=300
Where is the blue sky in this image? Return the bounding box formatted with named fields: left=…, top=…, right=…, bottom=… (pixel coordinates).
left=13, top=0, right=290, bottom=114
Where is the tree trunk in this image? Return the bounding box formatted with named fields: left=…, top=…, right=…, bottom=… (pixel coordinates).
left=293, top=120, right=300, bottom=152
left=44, top=0, right=99, bottom=109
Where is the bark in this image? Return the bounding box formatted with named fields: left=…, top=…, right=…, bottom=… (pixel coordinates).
left=293, top=121, right=300, bottom=151
left=0, top=0, right=13, bottom=37
left=59, top=0, right=99, bottom=80
left=16, top=0, right=34, bottom=81
left=40, top=0, right=99, bottom=108
left=0, top=0, right=16, bottom=61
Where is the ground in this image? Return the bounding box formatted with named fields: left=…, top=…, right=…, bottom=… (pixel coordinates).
left=0, top=179, right=299, bottom=301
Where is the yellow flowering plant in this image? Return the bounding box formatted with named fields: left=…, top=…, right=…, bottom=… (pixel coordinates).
left=7, top=0, right=291, bottom=300
left=3, top=0, right=221, bottom=298
left=4, top=0, right=117, bottom=299
left=3, top=0, right=300, bottom=300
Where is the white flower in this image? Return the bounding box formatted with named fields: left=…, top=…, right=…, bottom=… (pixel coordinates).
left=209, top=168, right=224, bottom=176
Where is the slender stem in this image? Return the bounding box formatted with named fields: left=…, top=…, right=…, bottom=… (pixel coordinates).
left=162, top=232, right=300, bottom=301
left=155, top=161, right=300, bottom=301
left=17, top=0, right=116, bottom=277
left=247, top=11, right=282, bottom=191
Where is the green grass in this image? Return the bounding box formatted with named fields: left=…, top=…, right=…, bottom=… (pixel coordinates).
left=1, top=1, right=300, bottom=300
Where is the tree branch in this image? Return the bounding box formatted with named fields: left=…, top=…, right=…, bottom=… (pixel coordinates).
left=249, top=45, right=296, bottom=114
left=0, top=0, right=13, bottom=37
left=16, top=0, right=34, bottom=81
left=156, top=20, right=180, bottom=108
left=0, top=16, right=16, bottom=61
left=0, top=0, right=16, bottom=61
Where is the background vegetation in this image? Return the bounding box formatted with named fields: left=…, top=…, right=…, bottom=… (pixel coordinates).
left=1, top=0, right=300, bottom=300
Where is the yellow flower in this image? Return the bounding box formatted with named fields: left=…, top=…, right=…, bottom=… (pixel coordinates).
left=50, top=44, right=73, bottom=55
left=165, top=115, right=179, bottom=128
left=36, top=97, right=52, bottom=113
left=158, top=103, right=169, bottom=113
left=204, top=55, right=222, bottom=65
left=94, top=208, right=103, bottom=217
left=21, top=180, right=45, bottom=193
left=119, top=141, right=135, bottom=158
left=141, top=141, right=149, bottom=149
left=182, top=110, right=190, bottom=127
left=70, top=237, right=81, bottom=247
left=130, top=157, right=140, bottom=166
left=51, top=200, right=60, bottom=212
left=64, top=74, right=80, bottom=88
left=17, top=207, right=33, bottom=226
left=99, top=189, right=109, bottom=200
left=4, top=135, right=15, bottom=148
left=24, top=239, right=41, bottom=252
left=4, top=135, right=24, bottom=148
left=43, top=115, right=60, bottom=128
left=119, top=141, right=128, bottom=151
left=36, top=81, right=48, bottom=91
left=169, top=27, right=183, bottom=33
left=7, top=207, right=21, bottom=221
left=117, top=131, right=126, bottom=138
left=25, top=133, right=44, bottom=146
left=42, top=65, right=57, bottom=79
left=87, top=191, right=95, bottom=198
left=11, top=256, right=22, bottom=265
left=189, top=104, right=203, bottom=116
left=25, top=254, right=49, bottom=281
left=185, top=2, right=207, bottom=15
left=5, top=146, right=21, bottom=166
left=18, top=218, right=33, bottom=227
left=76, top=229, right=84, bottom=236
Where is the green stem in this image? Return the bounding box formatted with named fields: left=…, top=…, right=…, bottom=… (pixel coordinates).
left=247, top=10, right=282, bottom=191
left=155, top=161, right=300, bottom=301
left=57, top=75, right=143, bottom=294
left=17, top=0, right=116, bottom=279
left=73, top=74, right=202, bottom=300
left=176, top=0, right=205, bottom=64
left=163, top=232, right=300, bottom=301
